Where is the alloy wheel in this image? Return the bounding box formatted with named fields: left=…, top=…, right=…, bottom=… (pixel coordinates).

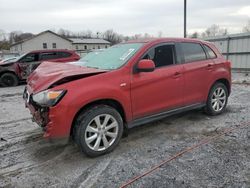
left=84, top=114, right=119, bottom=151
left=211, top=87, right=226, bottom=112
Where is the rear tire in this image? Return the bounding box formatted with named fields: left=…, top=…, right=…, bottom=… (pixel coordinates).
left=74, top=105, right=123, bottom=157
left=0, top=73, right=19, bottom=87
left=205, top=82, right=228, bottom=115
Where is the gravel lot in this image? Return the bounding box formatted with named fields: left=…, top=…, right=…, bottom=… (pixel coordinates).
left=0, top=73, right=250, bottom=188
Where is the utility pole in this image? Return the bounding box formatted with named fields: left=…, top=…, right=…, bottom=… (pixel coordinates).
left=184, top=0, right=187, bottom=38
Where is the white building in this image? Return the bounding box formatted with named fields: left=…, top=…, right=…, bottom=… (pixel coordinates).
left=70, top=38, right=110, bottom=50
left=10, top=30, right=111, bottom=55
left=69, top=38, right=110, bottom=56
left=10, top=31, right=73, bottom=54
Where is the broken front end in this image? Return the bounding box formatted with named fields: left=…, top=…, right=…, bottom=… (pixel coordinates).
left=23, top=86, right=67, bottom=139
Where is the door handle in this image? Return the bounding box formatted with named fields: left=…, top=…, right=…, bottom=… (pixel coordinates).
left=173, top=72, right=181, bottom=78
left=207, top=63, right=213, bottom=70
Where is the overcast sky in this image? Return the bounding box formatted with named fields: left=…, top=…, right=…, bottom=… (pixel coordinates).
left=0, top=0, right=250, bottom=37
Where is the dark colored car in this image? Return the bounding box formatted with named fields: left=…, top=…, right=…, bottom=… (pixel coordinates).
left=24, top=38, right=231, bottom=157
left=0, top=49, right=80, bottom=87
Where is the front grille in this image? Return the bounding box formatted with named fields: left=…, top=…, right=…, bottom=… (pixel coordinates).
left=23, top=87, right=50, bottom=127
left=23, top=87, right=38, bottom=109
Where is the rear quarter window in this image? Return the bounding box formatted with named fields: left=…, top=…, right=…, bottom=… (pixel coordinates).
left=40, top=52, right=58, bottom=60
left=181, top=43, right=206, bottom=63
left=57, top=52, right=72, bottom=58
left=203, top=45, right=217, bottom=59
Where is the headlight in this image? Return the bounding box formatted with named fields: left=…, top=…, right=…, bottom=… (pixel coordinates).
left=32, top=90, right=66, bottom=107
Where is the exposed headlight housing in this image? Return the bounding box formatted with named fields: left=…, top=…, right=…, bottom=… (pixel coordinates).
left=32, top=90, right=66, bottom=107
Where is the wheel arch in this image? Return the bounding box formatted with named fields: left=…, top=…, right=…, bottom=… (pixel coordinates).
left=205, top=78, right=230, bottom=115
left=0, top=70, right=18, bottom=78
left=212, top=78, right=231, bottom=95
left=70, top=98, right=127, bottom=136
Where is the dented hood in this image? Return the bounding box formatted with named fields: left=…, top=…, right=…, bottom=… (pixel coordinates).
left=27, top=61, right=107, bottom=93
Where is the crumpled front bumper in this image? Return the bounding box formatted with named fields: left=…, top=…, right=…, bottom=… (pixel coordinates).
left=23, top=86, right=72, bottom=140
left=23, top=86, right=49, bottom=129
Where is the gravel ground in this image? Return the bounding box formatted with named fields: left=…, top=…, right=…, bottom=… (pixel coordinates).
left=0, top=73, right=250, bottom=188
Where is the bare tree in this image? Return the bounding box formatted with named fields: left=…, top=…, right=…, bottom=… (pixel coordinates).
left=143, top=33, right=153, bottom=39
left=102, top=29, right=123, bottom=45
left=189, top=32, right=199, bottom=38
left=85, top=30, right=93, bottom=38
left=57, top=28, right=66, bottom=37
left=9, top=31, right=21, bottom=44
left=57, top=28, right=73, bottom=38
left=123, top=36, right=130, bottom=41
left=199, top=24, right=228, bottom=38
left=0, top=40, right=10, bottom=50
left=243, top=20, right=250, bottom=32
left=18, top=33, right=33, bottom=41
left=158, top=31, right=163, bottom=38
left=0, top=29, right=7, bottom=41
left=130, top=34, right=142, bottom=40
left=0, top=29, right=10, bottom=50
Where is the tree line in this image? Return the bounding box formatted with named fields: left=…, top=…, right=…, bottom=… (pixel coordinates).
left=0, top=29, right=157, bottom=50
left=189, top=20, right=250, bottom=38
left=0, top=20, right=250, bottom=50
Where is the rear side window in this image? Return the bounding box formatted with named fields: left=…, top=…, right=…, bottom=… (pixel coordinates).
left=40, top=52, right=58, bottom=60
left=20, top=53, right=39, bottom=63
left=57, top=52, right=72, bottom=58
left=142, top=44, right=175, bottom=68
left=204, top=45, right=217, bottom=59
left=181, top=43, right=206, bottom=62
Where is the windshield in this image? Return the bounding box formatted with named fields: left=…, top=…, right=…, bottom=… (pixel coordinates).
left=16, top=53, right=27, bottom=61
left=73, top=43, right=143, bottom=70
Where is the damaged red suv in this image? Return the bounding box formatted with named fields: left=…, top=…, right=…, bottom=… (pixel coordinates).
left=0, top=49, right=80, bottom=87
left=24, top=38, right=231, bottom=157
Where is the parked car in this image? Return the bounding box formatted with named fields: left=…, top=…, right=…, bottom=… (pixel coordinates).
left=24, top=38, right=231, bottom=157
left=0, top=57, right=19, bottom=64
left=0, top=52, right=19, bottom=61
left=0, top=49, right=80, bottom=87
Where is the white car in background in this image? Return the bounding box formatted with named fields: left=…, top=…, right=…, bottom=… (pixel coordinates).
left=0, top=57, right=19, bottom=65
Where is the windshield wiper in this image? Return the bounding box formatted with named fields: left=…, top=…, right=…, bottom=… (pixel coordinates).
left=86, top=66, right=100, bottom=69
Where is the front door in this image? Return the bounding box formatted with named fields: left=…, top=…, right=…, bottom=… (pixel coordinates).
left=17, top=53, right=40, bottom=79
left=131, top=44, right=184, bottom=119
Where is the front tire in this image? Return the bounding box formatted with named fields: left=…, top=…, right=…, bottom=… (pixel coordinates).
left=205, top=82, right=228, bottom=115
left=0, top=73, right=19, bottom=87
left=74, top=105, right=123, bottom=157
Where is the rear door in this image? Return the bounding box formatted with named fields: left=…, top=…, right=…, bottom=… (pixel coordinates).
left=131, top=43, right=184, bottom=119
left=180, top=42, right=215, bottom=105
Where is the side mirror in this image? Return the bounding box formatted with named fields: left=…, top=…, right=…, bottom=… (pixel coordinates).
left=136, top=59, right=155, bottom=73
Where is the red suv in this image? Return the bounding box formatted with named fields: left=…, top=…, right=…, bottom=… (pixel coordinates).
left=0, top=49, right=80, bottom=86
left=24, top=38, right=231, bottom=157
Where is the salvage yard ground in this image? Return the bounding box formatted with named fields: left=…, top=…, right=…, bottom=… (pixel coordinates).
left=0, top=73, right=250, bottom=188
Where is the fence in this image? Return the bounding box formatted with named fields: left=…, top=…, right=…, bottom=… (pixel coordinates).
left=205, top=33, right=250, bottom=71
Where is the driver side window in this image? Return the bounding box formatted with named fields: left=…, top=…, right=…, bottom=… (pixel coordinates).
left=20, top=53, right=39, bottom=63
left=142, top=44, right=175, bottom=68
